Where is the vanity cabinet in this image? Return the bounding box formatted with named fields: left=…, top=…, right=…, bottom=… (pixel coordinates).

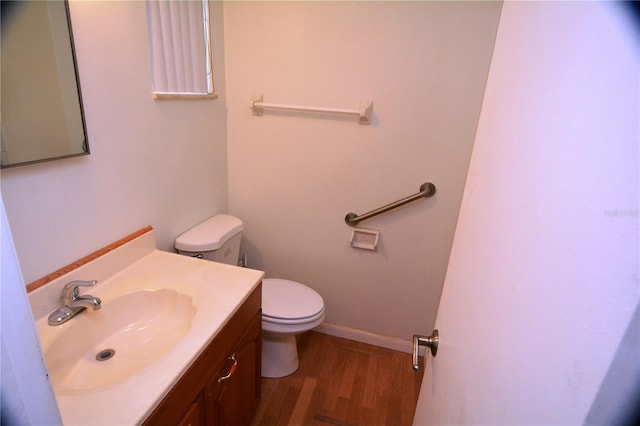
left=144, top=283, right=261, bottom=426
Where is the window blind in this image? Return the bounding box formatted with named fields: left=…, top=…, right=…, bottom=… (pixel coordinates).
left=146, top=0, right=214, bottom=97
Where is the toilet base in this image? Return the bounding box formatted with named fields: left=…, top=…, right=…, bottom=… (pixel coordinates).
left=261, top=333, right=299, bottom=378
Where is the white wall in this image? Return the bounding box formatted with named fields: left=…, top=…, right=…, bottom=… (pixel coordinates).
left=224, top=1, right=502, bottom=343
left=0, top=1, right=229, bottom=284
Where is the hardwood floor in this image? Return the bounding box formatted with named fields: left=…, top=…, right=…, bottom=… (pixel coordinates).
left=250, top=331, right=424, bottom=426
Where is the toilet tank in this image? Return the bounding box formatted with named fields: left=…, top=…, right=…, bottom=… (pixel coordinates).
left=174, top=214, right=244, bottom=265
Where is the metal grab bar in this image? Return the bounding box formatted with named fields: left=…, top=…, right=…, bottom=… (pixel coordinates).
left=345, top=182, right=436, bottom=226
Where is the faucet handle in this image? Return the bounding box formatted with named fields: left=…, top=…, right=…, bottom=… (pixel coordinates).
left=61, top=280, right=98, bottom=301
left=63, top=279, right=98, bottom=290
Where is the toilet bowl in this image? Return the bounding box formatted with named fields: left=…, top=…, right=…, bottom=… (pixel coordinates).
left=261, top=278, right=325, bottom=377
left=174, top=214, right=325, bottom=378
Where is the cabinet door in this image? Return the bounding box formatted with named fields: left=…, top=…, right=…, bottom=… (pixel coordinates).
left=177, top=394, right=204, bottom=426
left=205, top=314, right=261, bottom=426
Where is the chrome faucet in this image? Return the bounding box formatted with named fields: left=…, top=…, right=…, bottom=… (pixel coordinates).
left=48, top=280, right=102, bottom=326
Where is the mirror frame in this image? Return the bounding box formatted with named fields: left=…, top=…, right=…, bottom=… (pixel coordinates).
left=0, top=0, right=90, bottom=169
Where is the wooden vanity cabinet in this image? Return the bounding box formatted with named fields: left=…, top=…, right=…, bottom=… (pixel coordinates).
left=144, top=283, right=261, bottom=426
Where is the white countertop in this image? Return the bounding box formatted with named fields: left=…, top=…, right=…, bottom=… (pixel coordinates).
left=28, top=229, right=264, bottom=425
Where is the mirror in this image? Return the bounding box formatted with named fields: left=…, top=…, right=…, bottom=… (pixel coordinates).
left=1, top=0, right=89, bottom=168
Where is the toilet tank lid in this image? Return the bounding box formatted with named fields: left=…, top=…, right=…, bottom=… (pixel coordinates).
left=174, top=214, right=244, bottom=252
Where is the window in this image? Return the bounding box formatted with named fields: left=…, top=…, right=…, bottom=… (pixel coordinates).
left=146, top=0, right=215, bottom=99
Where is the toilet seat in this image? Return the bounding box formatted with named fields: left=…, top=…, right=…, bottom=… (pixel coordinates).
left=262, top=278, right=325, bottom=325
left=262, top=307, right=326, bottom=325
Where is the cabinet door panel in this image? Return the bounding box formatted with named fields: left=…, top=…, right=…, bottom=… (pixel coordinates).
left=205, top=314, right=261, bottom=426
left=177, top=394, right=204, bottom=426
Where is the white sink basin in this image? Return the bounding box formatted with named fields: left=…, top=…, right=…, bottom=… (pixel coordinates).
left=42, top=289, right=196, bottom=393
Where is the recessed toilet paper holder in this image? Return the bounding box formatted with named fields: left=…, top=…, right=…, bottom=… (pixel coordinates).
left=412, top=329, right=439, bottom=371
left=350, top=228, right=380, bottom=250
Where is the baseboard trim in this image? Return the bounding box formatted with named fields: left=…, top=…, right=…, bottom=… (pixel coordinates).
left=313, top=322, right=417, bottom=355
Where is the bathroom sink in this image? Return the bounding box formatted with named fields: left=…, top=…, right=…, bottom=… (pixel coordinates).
left=42, top=289, right=196, bottom=393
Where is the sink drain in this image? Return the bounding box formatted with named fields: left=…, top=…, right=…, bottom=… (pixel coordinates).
left=96, top=348, right=115, bottom=361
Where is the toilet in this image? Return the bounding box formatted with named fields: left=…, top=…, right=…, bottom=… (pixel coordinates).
left=174, top=214, right=325, bottom=378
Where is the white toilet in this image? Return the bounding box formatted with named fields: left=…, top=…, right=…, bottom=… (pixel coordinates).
left=174, top=214, right=325, bottom=378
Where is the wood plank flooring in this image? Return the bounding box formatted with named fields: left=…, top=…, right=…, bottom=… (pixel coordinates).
left=250, top=331, right=424, bottom=426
